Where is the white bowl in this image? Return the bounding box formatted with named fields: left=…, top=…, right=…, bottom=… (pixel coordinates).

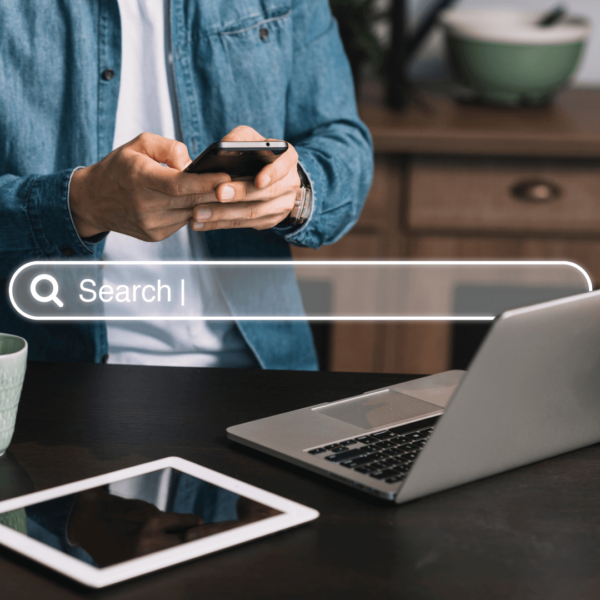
left=439, top=9, right=591, bottom=46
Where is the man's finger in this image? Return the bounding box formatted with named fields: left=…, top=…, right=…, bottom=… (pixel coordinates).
left=129, top=132, right=192, bottom=171
left=254, top=143, right=298, bottom=189
left=176, top=190, right=218, bottom=209
left=193, top=200, right=261, bottom=224
left=192, top=194, right=294, bottom=225
left=143, top=159, right=231, bottom=198
left=215, top=180, right=266, bottom=203
left=193, top=215, right=288, bottom=232
left=215, top=171, right=297, bottom=203
left=220, top=125, right=265, bottom=143
left=191, top=211, right=291, bottom=232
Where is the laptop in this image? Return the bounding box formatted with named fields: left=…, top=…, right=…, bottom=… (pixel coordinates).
left=227, top=289, right=600, bottom=503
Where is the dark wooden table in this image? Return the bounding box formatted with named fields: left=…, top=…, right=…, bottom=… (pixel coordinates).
left=2, top=362, right=600, bottom=599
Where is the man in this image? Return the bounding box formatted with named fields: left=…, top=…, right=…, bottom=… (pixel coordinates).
left=0, top=0, right=373, bottom=370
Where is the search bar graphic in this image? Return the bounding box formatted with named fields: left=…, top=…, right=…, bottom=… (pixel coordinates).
left=29, top=274, right=64, bottom=307
left=9, top=261, right=592, bottom=321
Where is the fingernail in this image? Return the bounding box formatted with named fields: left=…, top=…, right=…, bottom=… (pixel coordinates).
left=196, top=207, right=211, bottom=220
left=191, top=222, right=204, bottom=230
left=221, top=185, right=235, bottom=200
left=184, top=160, right=192, bottom=170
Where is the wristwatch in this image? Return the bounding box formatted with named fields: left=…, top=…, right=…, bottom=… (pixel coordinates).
left=286, top=165, right=313, bottom=226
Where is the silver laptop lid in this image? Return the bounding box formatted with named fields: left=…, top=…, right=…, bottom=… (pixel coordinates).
left=398, top=289, right=600, bottom=504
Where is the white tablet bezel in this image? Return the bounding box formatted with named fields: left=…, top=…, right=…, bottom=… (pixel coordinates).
left=0, top=457, right=319, bottom=588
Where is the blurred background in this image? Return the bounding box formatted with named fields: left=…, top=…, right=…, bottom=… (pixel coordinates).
left=293, top=0, right=600, bottom=375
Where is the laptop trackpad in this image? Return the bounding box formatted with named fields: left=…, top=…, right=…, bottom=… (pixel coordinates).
left=314, top=390, right=441, bottom=430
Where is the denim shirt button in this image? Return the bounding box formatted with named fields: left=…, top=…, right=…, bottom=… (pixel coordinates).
left=259, top=27, right=269, bottom=41
left=61, top=247, right=75, bottom=257
left=101, top=68, right=115, bottom=81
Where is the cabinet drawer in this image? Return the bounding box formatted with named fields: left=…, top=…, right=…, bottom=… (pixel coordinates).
left=408, top=157, right=600, bottom=234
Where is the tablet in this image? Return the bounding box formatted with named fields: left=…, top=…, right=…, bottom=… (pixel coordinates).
left=0, top=457, right=319, bottom=588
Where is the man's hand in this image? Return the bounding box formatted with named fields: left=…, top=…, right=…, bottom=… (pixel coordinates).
left=69, top=133, right=231, bottom=241
left=190, top=126, right=301, bottom=232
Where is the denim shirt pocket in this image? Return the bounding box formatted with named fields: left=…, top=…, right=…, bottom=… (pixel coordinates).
left=194, top=4, right=293, bottom=141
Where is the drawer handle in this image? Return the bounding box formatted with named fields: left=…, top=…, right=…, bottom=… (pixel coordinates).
left=511, top=180, right=562, bottom=203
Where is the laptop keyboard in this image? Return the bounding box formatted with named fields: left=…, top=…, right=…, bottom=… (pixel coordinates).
left=307, top=416, right=440, bottom=485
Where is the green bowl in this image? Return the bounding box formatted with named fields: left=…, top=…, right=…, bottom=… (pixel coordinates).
left=440, top=10, right=590, bottom=106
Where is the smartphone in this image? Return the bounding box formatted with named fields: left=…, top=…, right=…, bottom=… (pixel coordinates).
left=185, top=141, right=288, bottom=179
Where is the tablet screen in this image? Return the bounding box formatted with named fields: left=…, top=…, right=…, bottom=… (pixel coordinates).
left=0, top=468, right=280, bottom=568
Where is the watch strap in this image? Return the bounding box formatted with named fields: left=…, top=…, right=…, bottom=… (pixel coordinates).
left=288, top=165, right=313, bottom=225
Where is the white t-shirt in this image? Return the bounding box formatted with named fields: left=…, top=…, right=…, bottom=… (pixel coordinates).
left=103, top=0, right=256, bottom=368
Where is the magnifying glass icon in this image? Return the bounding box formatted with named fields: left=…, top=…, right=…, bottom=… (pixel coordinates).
left=30, top=274, right=64, bottom=308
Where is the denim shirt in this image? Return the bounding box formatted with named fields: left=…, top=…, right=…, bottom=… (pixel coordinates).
left=0, top=0, right=373, bottom=370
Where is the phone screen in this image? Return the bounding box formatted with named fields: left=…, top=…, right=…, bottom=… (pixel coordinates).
left=186, top=142, right=288, bottom=179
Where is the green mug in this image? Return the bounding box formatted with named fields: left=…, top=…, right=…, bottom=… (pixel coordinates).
left=0, top=334, right=28, bottom=457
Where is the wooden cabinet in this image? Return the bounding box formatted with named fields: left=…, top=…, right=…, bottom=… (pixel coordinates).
left=293, top=90, right=600, bottom=375
left=408, top=157, right=600, bottom=235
